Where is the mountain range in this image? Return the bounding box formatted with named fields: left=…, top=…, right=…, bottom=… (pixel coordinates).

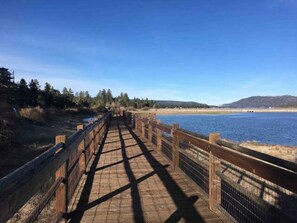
left=155, top=95, right=297, bottom=108
left=223, top=95, right=297, bottom=108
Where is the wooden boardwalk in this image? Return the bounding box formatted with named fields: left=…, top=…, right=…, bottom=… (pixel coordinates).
left=66, top=117, right=222, bottom=223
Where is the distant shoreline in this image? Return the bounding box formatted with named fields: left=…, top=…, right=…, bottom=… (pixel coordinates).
left=134, top=108, right=297, bottom=115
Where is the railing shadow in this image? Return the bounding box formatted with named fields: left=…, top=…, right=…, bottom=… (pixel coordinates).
left=91, top=150, right=153, bottom=173
left=66, top=118, right=168, bottom=222
left=67, top=117, right=205, bottom=223
left=67, top=119, right=111, bottom=223
left=117, top=118, right=145, bottom=222
left=123, top=118, right=205, bottom=223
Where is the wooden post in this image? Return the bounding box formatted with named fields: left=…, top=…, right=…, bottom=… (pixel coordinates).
left=172, top=124, right=179, bottom=171
left=148, top=120, right=153, bottom=143
left=153, top=112, right=156, bottom=120
left=209, top=133, right=221, bottom=211
left=77, top=125, right=86, bottom=173
left=131, top=113, right=135, bottom=128
left=55, top=135, right=68, bottom=218
left=95, top=125, right=99, bottom=151
left=134, top=115, right=140, bottom=134
left=156, top=120, right=162, bottom=153
left=141, top=120, right=145, bottom=138
left=90, top=123, right=95, bottom=156
left=98, top=123, right=102, bottom=145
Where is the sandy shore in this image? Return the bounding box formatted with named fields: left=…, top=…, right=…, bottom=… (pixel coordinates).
left=133, top=108, right=297, bottom=115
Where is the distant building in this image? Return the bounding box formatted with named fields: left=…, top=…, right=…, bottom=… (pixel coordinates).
left=0, top=67, right=14, bottom=88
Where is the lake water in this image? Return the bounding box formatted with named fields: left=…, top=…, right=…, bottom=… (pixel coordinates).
left=157, top=113, right=297, bottom=146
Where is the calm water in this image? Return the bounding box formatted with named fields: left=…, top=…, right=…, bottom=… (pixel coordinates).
left=157, top=113, right=297, bottom=146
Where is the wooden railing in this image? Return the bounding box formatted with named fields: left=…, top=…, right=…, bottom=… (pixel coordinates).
left=0, top=112, right=111, bottom=223
left=124, top=112, right=297, bottom=222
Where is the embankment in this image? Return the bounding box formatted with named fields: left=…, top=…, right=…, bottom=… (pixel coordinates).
left=0, top=107, right=99, bottom=178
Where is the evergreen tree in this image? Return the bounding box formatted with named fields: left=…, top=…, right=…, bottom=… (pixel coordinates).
left=62, top=87, right=68, bottom=95
left=17, top=79, right=29, bottom=106
left=106, top=89, right=113, bottom=104
left=28, top=79, right=40, bottom=106
left=102, top=89, right=107, bottom=106
left=44, top=82, right=54, bottom=107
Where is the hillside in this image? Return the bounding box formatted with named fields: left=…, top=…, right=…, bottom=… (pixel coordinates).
left=155, top=100, right=209, bottom=108
left=224, top=95, right=297, bottom=108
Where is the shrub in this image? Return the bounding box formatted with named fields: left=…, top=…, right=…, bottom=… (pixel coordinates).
left=0, top=99, right=17, bottom=147
left=19, top=107, right=45, bottom=123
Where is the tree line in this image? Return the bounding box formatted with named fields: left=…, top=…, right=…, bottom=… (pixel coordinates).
left=0, top=69, right=155, bottom=109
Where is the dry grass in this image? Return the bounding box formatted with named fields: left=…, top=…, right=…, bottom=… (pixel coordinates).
left=8, top=189, right=56, bottom=223
left=19, top=107, right=45, bottom=123
left=241, top=142, right=297, bottom=163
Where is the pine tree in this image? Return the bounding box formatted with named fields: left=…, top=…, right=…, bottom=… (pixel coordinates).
left=17, top=79, right=29, bottom=106
left=28, top=79, right=40, bottom=106
left=106, top=89, right=113, bottom=104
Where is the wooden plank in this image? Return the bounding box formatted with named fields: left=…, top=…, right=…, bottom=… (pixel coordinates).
left=162, top=137, right=173, bottom=146
left=151, top=122, right=172, bottom=134
left=217, top=139, right=297, bottom=172
left=212, top=143, right=297, bottom=194
left=176, top=129, right=211, bottom=153
left=67, top=117, right=223, bottom=223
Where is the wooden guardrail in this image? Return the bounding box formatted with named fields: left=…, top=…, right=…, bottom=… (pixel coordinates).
left=0, top=112, right=111, bottom=223
left=124, top=111, right=297, bottom=222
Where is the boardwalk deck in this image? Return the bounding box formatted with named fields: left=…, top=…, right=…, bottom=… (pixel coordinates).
left=67, top=117, right=222, bottom=223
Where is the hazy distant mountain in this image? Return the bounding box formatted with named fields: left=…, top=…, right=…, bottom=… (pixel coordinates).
left=223, top=95, right=297, bottom=108
left=155, top=100, right=209, bottom=108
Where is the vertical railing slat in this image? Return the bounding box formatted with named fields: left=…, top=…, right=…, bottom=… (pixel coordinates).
left=209, top=133, right=221, bottom=211
left=172, top=124, right=179, bottom=171
left=55, top=135, right=68, bottom=218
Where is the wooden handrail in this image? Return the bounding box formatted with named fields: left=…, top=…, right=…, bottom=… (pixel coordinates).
left=150, top=121, right=172, bottom=134
left=217, top=138, right=297, bottom=172
left=177, top=128, right=297, bottom=172
left=0, top=143, right=64, bottom=193
left=0, top=112, right=112, bottom=223
left=176, top=128, right=297, bottom=194
left=131, top=114, right=297, bottom=194
left=124, top=111, right=297, bottom=221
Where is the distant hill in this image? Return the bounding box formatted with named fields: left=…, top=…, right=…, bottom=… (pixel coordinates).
left=223, top=95, right=297, bottom=108
left=155, top=100, right=209, bottom=108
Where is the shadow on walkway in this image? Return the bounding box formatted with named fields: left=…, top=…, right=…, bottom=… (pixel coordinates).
left=67, top=119, right=111, bottom=223
left=123, top=118, right=204, bottom=223
left=67, top=117, right=205, bottom=223
left=117, top=118, right=145, bottom=222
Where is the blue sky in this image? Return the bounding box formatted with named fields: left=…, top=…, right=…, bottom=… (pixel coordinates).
left=1, top=0, right=297, bottom=105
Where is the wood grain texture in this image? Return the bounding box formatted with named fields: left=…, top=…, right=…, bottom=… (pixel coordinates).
left=67, top=118, right=222, bottom=223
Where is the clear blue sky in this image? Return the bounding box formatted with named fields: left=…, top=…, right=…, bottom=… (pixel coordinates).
left=1, top=0, right=296, bottom=105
